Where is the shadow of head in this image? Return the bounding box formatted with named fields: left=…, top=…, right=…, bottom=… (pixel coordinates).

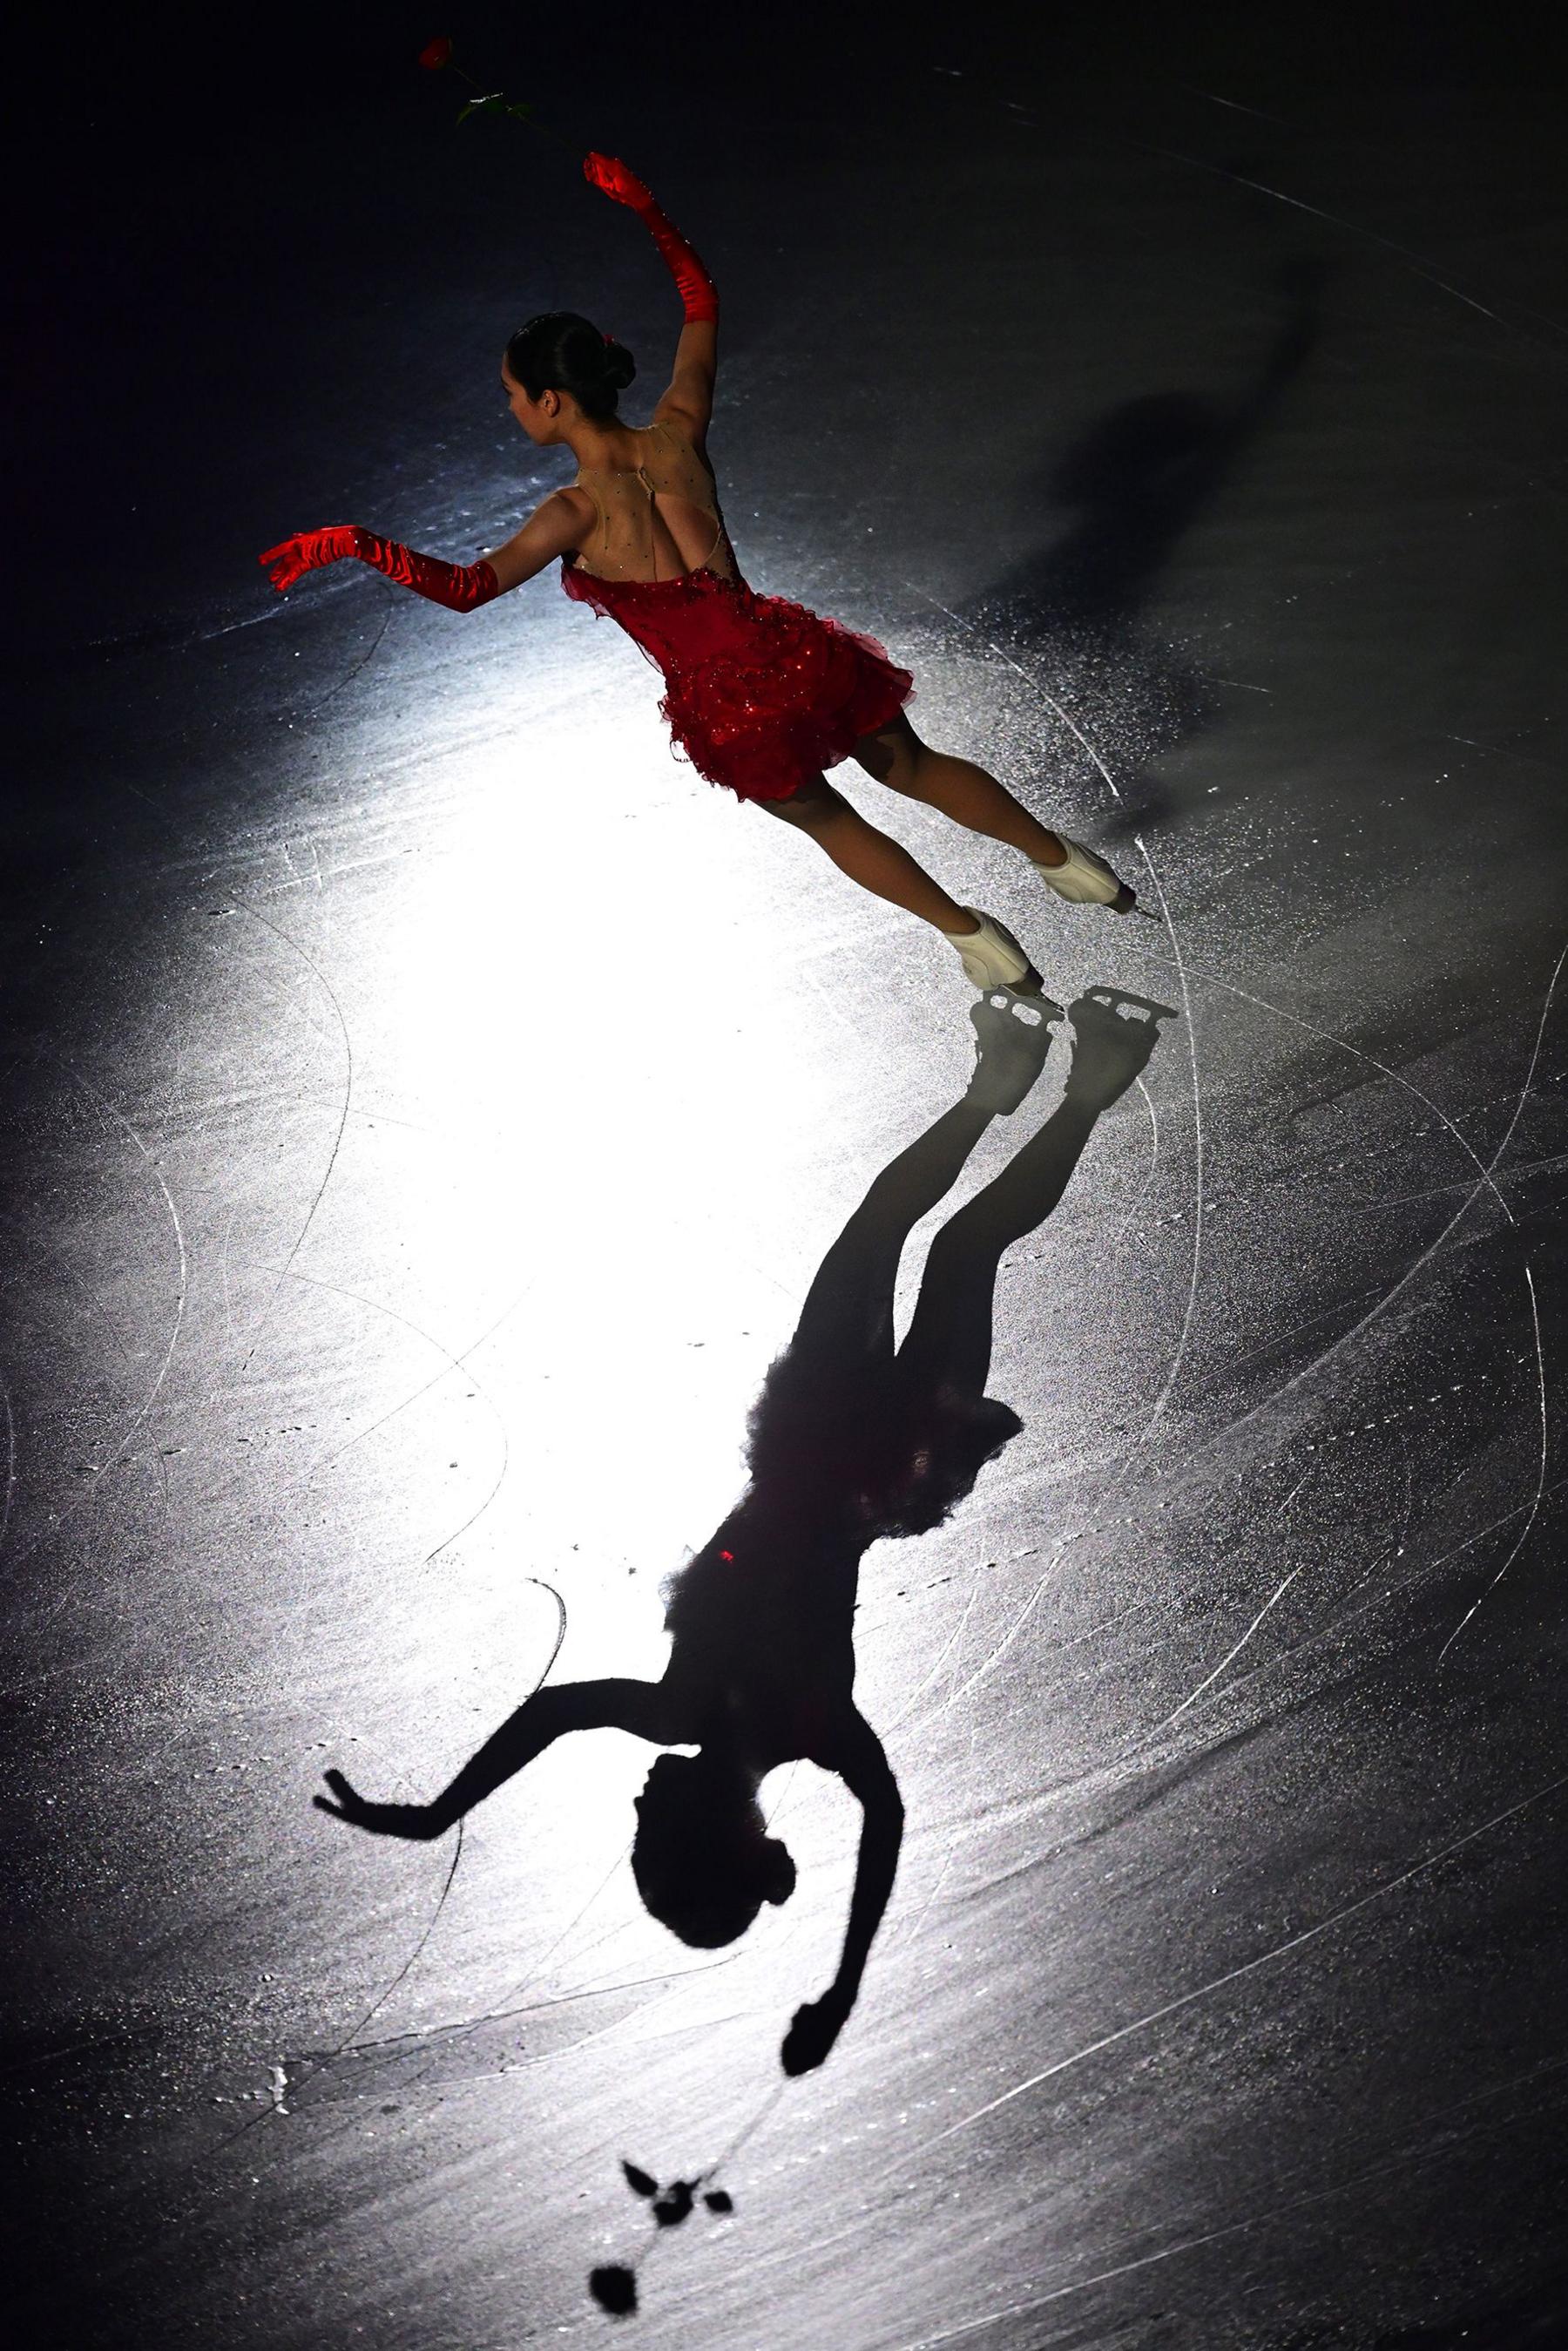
left=977, top=268, right=1322, bottom=661
left=631, top=1751, right=797, bottom=1948
left=1045, top=391, right=1222, bottom=510
left=1047, top=261, right=1324, bottom=518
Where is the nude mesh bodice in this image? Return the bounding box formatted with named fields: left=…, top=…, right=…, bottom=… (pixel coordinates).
left=569, top=419, right=739, bottom=585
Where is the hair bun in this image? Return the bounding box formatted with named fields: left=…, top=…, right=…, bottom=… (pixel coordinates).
left=602, top=339, right=637, bottom=392
left=504, top=312, right=635, bottom=422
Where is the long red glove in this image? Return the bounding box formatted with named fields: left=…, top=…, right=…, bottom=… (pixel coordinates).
left=584, top=152, right=719, bottom=324
left=259, top=526, right=500, bottom=611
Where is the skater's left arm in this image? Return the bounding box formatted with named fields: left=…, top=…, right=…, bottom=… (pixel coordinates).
left=781, top=1710, right=904, bottom=2075
left=259, top=489, right=593, bottom=604
left=583, top=151, right=718, bottom=446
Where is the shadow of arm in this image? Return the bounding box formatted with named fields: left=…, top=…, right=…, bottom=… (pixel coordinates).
left=781, top=1711, right=904, bottom=2074
left=315, top=1680, right=679, bottom=1840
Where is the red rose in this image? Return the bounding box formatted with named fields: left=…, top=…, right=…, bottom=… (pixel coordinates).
left=417, top=36, right=453, bottom=71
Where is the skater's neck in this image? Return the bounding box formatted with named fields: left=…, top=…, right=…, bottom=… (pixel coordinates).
left=562, top=416, right=651, bottom=472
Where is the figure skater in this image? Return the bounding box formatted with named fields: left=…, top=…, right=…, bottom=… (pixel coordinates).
left=260, top=153, right=1138, bottom=994
left=316, top=984, right=1174, bottom=2072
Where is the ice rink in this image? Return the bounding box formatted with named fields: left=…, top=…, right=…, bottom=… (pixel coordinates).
left=7, top=7, right=1566, bottom=2344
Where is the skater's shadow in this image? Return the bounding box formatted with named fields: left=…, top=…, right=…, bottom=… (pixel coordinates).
left=316, top=990, right=1176, bottom=2316
left=580, top=984, right=1177, bottom=2313
left=958, top=259, right=1325, bottom=838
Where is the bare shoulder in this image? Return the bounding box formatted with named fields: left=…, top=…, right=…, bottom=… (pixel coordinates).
left=483, top=484, right=600, bottom=593
left=548, top=483, right=598, bottom=535
left=651, top=401, right=714, bottom=467
left=652, top=315, right=717, bottom=447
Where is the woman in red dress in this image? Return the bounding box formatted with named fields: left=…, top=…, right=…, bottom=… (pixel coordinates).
left=261, top=154, right=1136, bottom=992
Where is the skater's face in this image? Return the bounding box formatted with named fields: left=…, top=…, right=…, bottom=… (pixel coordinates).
left=501, top=358, right=564, bottom=444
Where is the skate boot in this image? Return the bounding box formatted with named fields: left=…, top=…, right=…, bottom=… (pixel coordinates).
left=1033, top=837, right=1138, bottom=913
left=943, top=908, right=1044, bottom=993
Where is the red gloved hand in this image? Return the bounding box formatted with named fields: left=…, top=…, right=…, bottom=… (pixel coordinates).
left=260, top=525, right=362, bottom=591
left=583, top=152, right=655, bottom=210
left=260, top=527, right=499, bottom=612
left=583, top=151, right=719, bottom=324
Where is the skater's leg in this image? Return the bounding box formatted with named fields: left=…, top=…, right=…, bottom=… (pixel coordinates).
left=760, top=776, right=1044, bottom=992
left=759, top=774, right=976, bottom=931
left=854, top=713, right=1068, bottom=861
left=855, top=714, right=1136, bottom=911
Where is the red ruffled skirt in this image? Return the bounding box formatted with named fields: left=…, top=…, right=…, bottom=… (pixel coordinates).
left=561, top=559, right=914, bottom=803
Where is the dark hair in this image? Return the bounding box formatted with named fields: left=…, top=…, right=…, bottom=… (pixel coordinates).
left=504, top=310, right=637, bottom=421
left=631, top=1755, right=796, bottom=1949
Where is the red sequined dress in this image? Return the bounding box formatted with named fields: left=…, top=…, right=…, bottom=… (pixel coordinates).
left=560, top=419, right=913, bottom=803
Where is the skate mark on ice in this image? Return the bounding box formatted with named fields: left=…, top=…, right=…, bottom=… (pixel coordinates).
left=1140, top=1470, right=1315, bottom=1738
left=1133, top=140, right=1568, bottom=346
left=1155, top=1568, right=1305, bottom=1735
left=1103, top=1074, right=1160, bottom=1267
left=294, top=600, right=396, bottom=721
left=1436, top=1258, right=1549, bottom=1664
left=881, top=1559, right=989, bottom=1737
left=1105, top=849, right=1201, bottom=1485
left=208, top=1579, right=571, bottom=2165
left=292, top=1831, right=742, bottom=2148
left=1173, top=82, right=1299, bottom=127
left=0, top=1052, right=192, bottom=1603
left=1113, top=939, right=1562, bottom=1624
left=0, top=1367, right=15, bottom=1562
left=272, top=1819, right=470, bottom=2121
left=37, top=1237, right=185, bottom=1573
left=906, top=2065, right=1567, bottom=2351
left=228, top=900, right=354, bottom=1379
left=1099, top=940, right=1559, bottom=1669
left=1355, top=1148, right=1568, bottom=1211
left=1109, top=938, right=1558, bottom=1419
left=229, top=1259, right=517, bottom=1562
left=900, top=1769, right=1568, bottom=2164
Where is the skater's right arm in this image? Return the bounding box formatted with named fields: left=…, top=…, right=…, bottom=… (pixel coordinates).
left=478, top=487, right=598, bottom=592
left=314, top=1677, right=681, bottom=1839
left=260, top=490, right=594, bottom=603
left=583, top=152, right=717, bottom=445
